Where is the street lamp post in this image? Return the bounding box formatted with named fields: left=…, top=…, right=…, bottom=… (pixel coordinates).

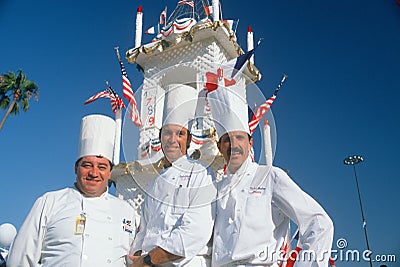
left=343, top=155, right=373, bottom=267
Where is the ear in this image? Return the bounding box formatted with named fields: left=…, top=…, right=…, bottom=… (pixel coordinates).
left=249, top=137, right=253, bottom=151
left=186, top=134, right=192, bottom=149
left=217, top=140, right=222, bottom=153
left=74, top=158, right=83, bottom=174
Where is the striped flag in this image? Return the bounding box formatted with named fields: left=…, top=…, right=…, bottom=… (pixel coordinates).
left=115, top=47, right=142, bottom=126
left=106, top=84, right=125, bottom=114
left=84, top=83, right=125, bottom=114
left=178, top=0, right=194, bottom=8
left=248, top=74, right=287, bottom=134
left=84, top=90, right=111, bottom=105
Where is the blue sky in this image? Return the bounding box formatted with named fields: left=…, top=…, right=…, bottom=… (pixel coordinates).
left=1, top=0, right=399, bottom=265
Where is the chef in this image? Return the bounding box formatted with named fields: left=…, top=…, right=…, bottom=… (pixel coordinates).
left=207, top=85, right=334, bottom=267
left=130, top=83, right=216, bottom=267
left=7, top=114, right=137, bottom=266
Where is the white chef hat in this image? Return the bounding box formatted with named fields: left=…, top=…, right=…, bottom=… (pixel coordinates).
left=208, top=86, right=250, bottom=139
left=77, top=114, right=116, bottom=163
left=162, top=83, right=198, bottom=130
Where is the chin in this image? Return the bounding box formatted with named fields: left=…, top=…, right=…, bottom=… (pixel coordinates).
left=165, top=152, right=182, bottom=160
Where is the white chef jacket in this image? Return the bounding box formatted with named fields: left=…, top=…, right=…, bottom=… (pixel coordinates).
left=212, top=157, right=334, bottom=267
left=132, top=155, right=217, bottom=266
left=7, top=186, right=136, bottom=267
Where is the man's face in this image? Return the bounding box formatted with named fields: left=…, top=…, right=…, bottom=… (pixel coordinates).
left=75, top=156, right=112, bottom=197
left=217, top=131, right=253, bottom=173
left=160, top=124, right=190, bottom=164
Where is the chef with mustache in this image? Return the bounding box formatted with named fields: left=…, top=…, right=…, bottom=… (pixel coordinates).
left=207, top=85, right=334, bottom=267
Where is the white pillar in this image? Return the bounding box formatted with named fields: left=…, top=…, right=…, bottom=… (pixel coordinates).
left=212, top=0, right=220, bottom=22
left=247, top=26, right=254, bottom=64
left=113, top=108, right=122, bottom=165
left=263, top=119, right=273, bottom=166
left=135, top=6, right=143, bottom=48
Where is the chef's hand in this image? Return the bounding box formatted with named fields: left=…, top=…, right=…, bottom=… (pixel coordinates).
left=129, top=255, right=151, bottom=267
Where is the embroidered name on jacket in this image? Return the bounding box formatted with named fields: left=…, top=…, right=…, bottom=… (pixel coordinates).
left=122, top=219, right=133, bottom=233
left=249, top=186, right=266, bottom=194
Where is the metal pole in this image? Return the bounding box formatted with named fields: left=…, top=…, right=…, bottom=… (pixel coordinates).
left=344, top=155, right=373, bottom=267
left=352, top=164, right=373, bottom=267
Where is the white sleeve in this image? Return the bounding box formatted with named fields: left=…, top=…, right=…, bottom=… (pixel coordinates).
left=7, top=195, right=49, bottom=267
left=271, top=167, right=334, bottom=267
left=159, top=169, right=217, bottom=260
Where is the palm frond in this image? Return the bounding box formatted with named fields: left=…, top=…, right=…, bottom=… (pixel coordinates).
left=21, top=98, right=29, bottom=112
left=0, top=95, right=10, bottom=109
left=15, top=70, right=23, bottom=87
left=23, top=80, right=38, bottom=90
left=0, top=69, right=39, bottom=116
left=1, top=72, right=18, bottom=91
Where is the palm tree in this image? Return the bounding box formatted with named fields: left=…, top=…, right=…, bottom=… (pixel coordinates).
left=0, top=70, right=39, bottom=130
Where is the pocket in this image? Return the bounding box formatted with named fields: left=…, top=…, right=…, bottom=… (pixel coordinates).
left=244, top=195, right=270, bottom=225
left=231, top=195, right=274, bottom=258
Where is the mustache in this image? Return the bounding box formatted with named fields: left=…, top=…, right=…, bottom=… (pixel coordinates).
left=228, top=147, right=243, bottom=156
left=86, top=174, right=99, bottom=179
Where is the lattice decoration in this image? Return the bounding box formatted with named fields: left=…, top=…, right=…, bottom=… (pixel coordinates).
left=113, top=161, right=161, bottom=218
left=143, top=39, right=229, bottom=77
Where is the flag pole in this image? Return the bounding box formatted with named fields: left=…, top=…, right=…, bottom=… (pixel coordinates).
left=277, top=74, right=287, bottom=93
left=234, top=19, right=240, bottom=35
left=106, top=77, right=122, bottom=166
left=114, top=107, right=122, bottom=165
left=344, top=156, right=373, bottom=267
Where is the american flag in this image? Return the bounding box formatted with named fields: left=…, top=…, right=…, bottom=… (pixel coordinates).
left=84, top=90, right=111, bottom=105
left=248, top=74, right=287, bottom=134
left=106, top=84, right=125, bottom=114
left=178, top=0, right=194, bottom=8
left=159, top=7, right=167, bottom=25
left=115, top=47, right=142, bottom=126
left=84, top=84, right=125, bottom=114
